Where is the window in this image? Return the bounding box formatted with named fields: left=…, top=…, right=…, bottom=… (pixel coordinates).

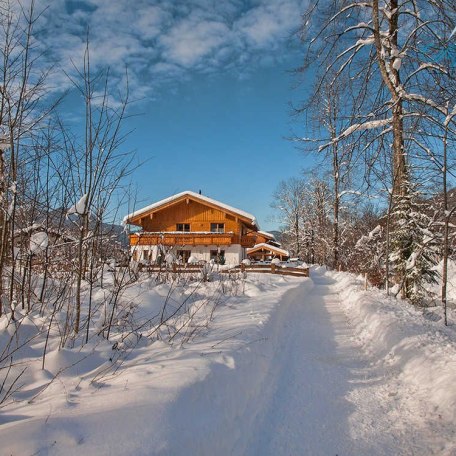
left=176, top=223, right=190, bottom=232
left=210, top=249, right=225, bottom=264
left=210, top=223, right=225, bottom=233
left=177, top=250, right=191, bottom=264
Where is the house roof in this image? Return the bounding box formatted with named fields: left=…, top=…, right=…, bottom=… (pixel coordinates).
left=258, top=230, right=275, bottom=240
left=246, top=243, right=289, bottom=257
left=124, top=191, right=259, bottom=228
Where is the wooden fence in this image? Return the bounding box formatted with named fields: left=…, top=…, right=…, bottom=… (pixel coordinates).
left=139, top=263, right=309, bottom=278
left=226, top=264, right=309, bottom=277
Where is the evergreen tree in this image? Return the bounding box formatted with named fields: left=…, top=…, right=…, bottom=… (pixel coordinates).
left=390, top=184, right=440, bottom=304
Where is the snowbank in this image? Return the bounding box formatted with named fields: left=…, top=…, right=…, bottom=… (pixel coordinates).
left=331, top=270, right=456, bottom=424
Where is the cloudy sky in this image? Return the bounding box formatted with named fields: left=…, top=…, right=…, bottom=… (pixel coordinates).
left=38, top=0, right=313, bottom=230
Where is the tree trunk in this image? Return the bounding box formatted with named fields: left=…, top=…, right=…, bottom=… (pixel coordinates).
left=373, top=0, right=409, bottom=296
left=442, top=118, right=450, bottom=326
left=372, top=0, right=407, bottom=194
left=333, top=146, right=339, bottom=270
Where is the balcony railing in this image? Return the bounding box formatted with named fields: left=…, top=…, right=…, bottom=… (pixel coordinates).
left=129, top=231, right=257, bottom=248
left=240, top=235, right=256, bottom=248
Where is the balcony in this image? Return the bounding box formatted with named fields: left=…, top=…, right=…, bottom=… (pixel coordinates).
left=129, top=231, right=257, bottom=248
left=130, top=231, right=232, bottom=247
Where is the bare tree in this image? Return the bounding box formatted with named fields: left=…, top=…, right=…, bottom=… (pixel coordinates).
left=61, top=37, right=133, bottom=337
left=0, top=0, right=58, bottom=316
left=271, top=178, right=307, bottom=258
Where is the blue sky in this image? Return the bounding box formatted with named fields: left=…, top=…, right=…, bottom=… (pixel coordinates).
left=126, top=60, right=312, bottom=231
left=37, top=0, right=313, bottom=231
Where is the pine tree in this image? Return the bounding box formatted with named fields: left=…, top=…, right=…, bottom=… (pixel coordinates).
left=390, top=183, right=439, bottom=304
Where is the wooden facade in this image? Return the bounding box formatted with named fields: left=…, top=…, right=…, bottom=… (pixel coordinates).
left=124, top=191, right=260, bottom=264
left=132, top=199, right=247, bottom=233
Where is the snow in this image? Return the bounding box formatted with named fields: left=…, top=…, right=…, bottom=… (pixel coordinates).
left=319, top=118, right=392, bottom=151
left=450, top=25, right=456, bottom=40
left=338, top=189, right=362, bottom=198
left=257, top=230, right=276, bottom=240
left=401, top=92, right=447, bottom=116
left=187, top=255, right=199, bottom=264
left=429, top=260, right=456, bottom=303
left=67, top=194, right=88, bottom=216
left=6, top=201, right=14, bottom=219
left=334, top=270, right=456, bottom=452
left=29, top=231, right=49, bottom=254
left=445, top=104, right=456, bottom=127
left=1, top=268, right=456, bottom=454
left=355, top=36, right=375, bottom=46
left=392, top=57, right=402, bottom=71
left=123, top=191, right=258, bottom=228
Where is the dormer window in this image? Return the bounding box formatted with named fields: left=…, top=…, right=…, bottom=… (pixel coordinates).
left=210, top=223, right=225, bottom=233
left=176, top=223, right=190, bottom=232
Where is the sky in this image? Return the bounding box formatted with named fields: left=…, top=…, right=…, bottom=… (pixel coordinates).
left=35, top=0, right=314, bottom=231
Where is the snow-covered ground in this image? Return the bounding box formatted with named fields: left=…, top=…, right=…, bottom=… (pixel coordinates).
left=1, top=268, right=456, bottom=455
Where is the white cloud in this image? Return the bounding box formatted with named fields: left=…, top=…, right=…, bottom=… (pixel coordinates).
left=236, top=0, right=303, bottom=49
left=160, top=15, right=230, bottom=67
left=136, top=5, right=169, bottom=40
left=32, top=0, right=307, bottom=99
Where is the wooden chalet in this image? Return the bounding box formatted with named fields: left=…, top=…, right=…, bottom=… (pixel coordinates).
left=124, top=191, right=268, bottom=265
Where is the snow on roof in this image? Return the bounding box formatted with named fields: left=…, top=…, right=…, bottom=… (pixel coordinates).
left=258, top=230, right=275, bottom=240
left=124, top=191, right=259, bottom=227
left=246, top=243, right=289, bottom=256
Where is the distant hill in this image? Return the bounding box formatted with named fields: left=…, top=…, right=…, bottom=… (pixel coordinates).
left=268, top=230, right=283, bottom=244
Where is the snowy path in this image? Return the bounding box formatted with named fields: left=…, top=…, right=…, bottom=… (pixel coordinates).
left=243, top=270, right=370, bottom=455
left=162, top=269, right=420, bottom=455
